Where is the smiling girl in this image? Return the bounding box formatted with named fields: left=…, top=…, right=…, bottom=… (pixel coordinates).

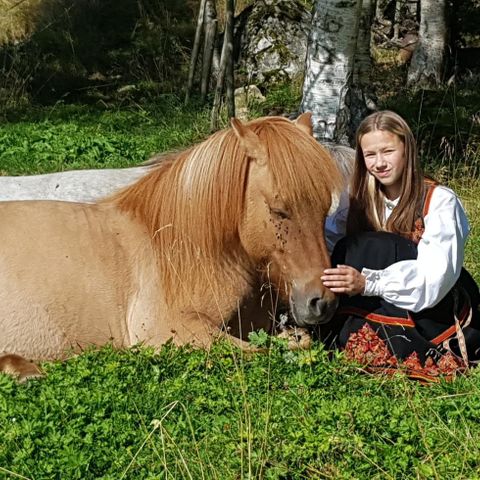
left=321, top=110, right=480, bottom=375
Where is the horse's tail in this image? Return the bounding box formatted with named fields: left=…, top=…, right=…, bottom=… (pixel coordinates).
left=0, top=354, right=43, bottom=382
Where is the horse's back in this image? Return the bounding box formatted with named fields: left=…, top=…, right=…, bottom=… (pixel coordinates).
left=0, top=167, right=148, bottom=203
left=0, top=201, right=150, bottom=360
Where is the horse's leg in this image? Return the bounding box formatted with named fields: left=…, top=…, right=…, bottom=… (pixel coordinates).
left=0, top=354, right=43, bottom=382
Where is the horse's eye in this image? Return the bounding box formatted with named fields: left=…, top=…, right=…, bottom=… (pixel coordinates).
left=270, top=207, right=290, bottom=220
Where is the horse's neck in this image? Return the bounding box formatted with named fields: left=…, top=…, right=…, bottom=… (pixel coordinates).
left=109, top=153, right=263, bottom=326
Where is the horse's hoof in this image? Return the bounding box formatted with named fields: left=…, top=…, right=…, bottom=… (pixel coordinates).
left=277, top=327, right=312, bottom=350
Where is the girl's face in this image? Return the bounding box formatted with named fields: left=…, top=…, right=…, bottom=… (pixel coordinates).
left=360, top=129, right=406, bottom=200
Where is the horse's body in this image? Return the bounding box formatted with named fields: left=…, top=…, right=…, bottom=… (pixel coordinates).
left=0, top=166, right=149, bottom=203
left=0, top=145, right=353, bottom=206
left=0, top=114, right=343, bottom=374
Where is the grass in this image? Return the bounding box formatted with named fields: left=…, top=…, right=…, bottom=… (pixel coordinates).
left=0, top=96, right=212, bottom=175
left=1, top=96, right=480, bottom=479
left=3, top=342, right=480, bottom=480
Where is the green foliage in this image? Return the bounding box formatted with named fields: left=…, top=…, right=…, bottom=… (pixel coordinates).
left=0, top=96, right=211, bottom=174
left=0, top=0, right=196, bottom=106
left=2, top=342, right=480, bottom=479
left=378, top=83, right=480, bottom=183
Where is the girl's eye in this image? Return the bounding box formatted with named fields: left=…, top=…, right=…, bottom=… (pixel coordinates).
left=270, top=208, right=290, bottom=220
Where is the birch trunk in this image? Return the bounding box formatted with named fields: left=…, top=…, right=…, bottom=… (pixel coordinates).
left=407, top=0, right=447, bottom=88
left=300, top=0, right=363, bottom=144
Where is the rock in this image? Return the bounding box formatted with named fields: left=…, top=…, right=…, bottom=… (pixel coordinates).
left=235, top=0, right=311, bottom=86
left=234, top=84, right=266, bottom=120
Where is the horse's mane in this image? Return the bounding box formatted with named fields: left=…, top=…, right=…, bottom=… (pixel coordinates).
left=103, top=116, right=343, bottom=300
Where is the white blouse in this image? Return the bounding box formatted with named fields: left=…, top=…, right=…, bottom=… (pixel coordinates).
left=325, top=186, right=470, bottom=312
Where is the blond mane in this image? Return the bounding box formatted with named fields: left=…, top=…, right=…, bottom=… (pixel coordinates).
left=104, top=116, right=343, bottom=300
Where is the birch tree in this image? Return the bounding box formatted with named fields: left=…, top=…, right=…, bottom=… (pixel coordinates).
left=300, top=0, right=365, bottom=144
left=407, top=0, right=448, bottom=88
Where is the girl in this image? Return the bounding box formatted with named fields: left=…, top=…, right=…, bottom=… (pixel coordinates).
left=321, top=110, right=480, bottom=377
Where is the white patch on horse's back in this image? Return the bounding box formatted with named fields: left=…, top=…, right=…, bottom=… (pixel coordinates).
left=0, top=167, right=149, bottom=203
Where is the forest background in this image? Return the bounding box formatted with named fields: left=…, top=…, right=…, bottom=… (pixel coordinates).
left=1, top=1, right=480, bottom=479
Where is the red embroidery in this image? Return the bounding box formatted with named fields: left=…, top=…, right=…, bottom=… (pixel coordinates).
left=344, top=323, right=466, bottom=381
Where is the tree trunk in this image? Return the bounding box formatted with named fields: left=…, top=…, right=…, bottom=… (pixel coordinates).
left=210, top=0, right=235, bottom=130
left=350, top=0, right=375, bottom=143
left=393, top=0, right=403, bottom=39
left=407, top=0, right=447, bottom=88
left=300, top=0, right=364, bottom=144
left=407, top=0, right=419, bottom=21
left=200, top=0, right=218, bottom=103
left=185, top=0, right=207, bottom=104
left=224, top=0, right=235, bottom=120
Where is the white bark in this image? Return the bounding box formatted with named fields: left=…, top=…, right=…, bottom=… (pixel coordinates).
left=301, top=0, right=363, bottom=143
left=300, top=0, right=364, bottom=144
left=407, top=0, right=447, bottom=88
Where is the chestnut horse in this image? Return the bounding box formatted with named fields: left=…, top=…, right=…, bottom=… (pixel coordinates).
left=0, top=113, right=343, bottom=378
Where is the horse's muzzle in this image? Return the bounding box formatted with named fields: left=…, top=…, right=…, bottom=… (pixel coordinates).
left=289, top=292, right=338, bottom=326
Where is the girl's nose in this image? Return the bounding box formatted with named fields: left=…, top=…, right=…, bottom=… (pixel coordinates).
left=375, top=153, right=387, bottom=167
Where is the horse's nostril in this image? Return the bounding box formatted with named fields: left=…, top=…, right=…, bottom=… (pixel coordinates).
left=308, top=297, right=326, bottom=317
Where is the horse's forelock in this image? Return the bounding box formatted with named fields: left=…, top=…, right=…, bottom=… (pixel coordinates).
left=250, top=117, right=343, bottom=220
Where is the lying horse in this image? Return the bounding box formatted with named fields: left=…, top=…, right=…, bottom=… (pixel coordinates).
left=0, top=166, right=149, bottom=203
left=0, top=142, right=354, bottom=206
left=0, top=113, right=343, bottom=378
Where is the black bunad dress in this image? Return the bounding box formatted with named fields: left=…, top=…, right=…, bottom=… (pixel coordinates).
left=323, top=183, right=480, bottom=380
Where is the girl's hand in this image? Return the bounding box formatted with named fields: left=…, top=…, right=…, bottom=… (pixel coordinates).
left=321, top=264, right=366, bottom=296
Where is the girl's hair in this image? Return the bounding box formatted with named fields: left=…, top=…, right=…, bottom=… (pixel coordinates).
left=347, top=110, right=425, bottom=237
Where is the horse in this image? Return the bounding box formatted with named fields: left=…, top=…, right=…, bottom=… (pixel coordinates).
left=0, top=144, right=354, bottom=206
left=0, top=166, right=150, bottom=203
left=0, top=113, right=343, bottom=379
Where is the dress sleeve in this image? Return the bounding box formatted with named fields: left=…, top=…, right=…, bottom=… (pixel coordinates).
left=361, top=186, right=470, bottom=312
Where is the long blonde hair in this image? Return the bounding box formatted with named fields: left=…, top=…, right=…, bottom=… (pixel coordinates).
left=347, top=110, right=425, bottom=237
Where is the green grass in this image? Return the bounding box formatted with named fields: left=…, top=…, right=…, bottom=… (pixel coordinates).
left=0, top=96, right=212, bottom=175
left=1, top=98, right=480, bottom=479
left=3, top=342, right=480, bottom=480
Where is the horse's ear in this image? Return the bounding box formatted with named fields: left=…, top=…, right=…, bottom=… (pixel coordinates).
left=295, top=112, right=313, bottom=137
left=230, top=117, right=268, bottom=164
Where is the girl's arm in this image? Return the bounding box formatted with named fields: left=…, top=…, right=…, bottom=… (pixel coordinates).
left=360, top=186, right=469, bottom=311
